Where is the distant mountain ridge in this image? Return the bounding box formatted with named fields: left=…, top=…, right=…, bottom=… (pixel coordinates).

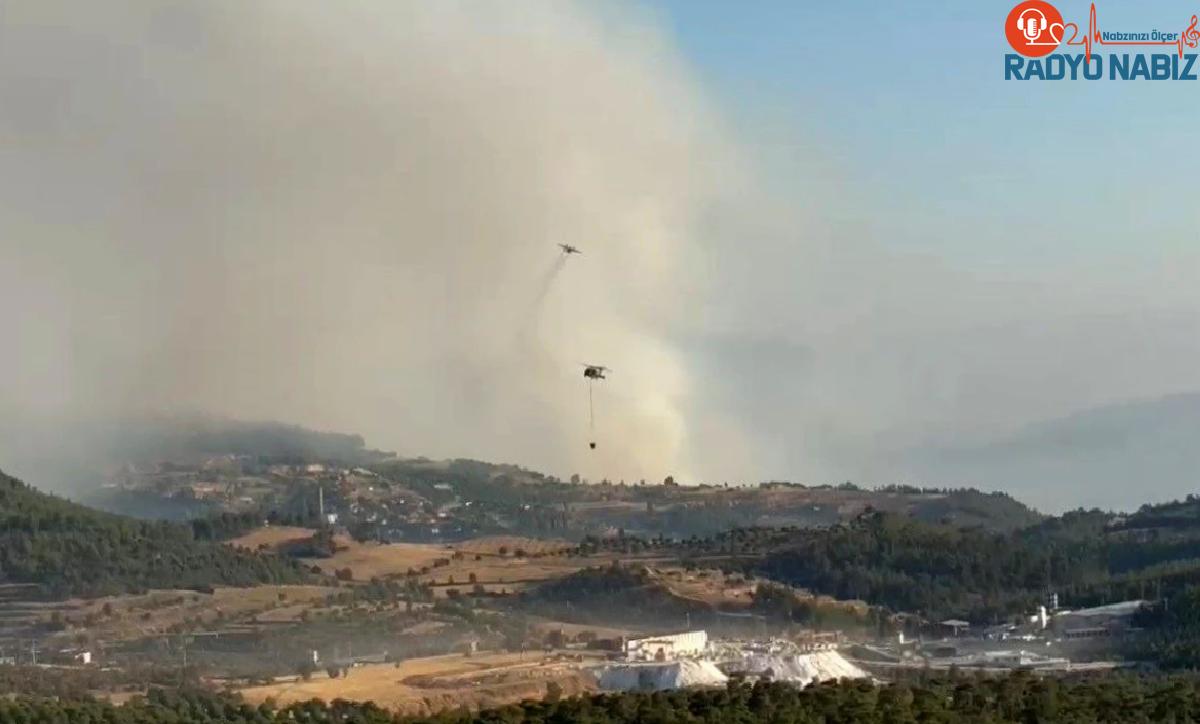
left=105, top=414, right=397, bottom=465
left=11, top=415, right=1042, bottom=540
left=960, top=392, right=1200, bottom=456
left=902, top=392, right=1200, bottom=512
left=0, top=414, right=396, bottom=498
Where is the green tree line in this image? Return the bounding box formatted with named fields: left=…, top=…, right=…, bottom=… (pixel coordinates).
left=0, top=470, right=311, bottom=598
left=5, top=673, right=1200, bottom=723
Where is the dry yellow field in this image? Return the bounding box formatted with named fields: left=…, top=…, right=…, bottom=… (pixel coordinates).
left=453, top=536, right=573, bottom=557
left=229, top=526, right=449, bottom=579
left=228, top=526, right=318, bottom=551
left=237, top=651, right=600, bottom=715
left=47, top=585, right=337, bottom=643
left=310, top=541, right=621, bottom=593
left=225, top=527, right=591, bottom=587
left=219, top=526, right=669, bottom=613
left=304, top=541, right=450, bottom=579
left=653, top=567, right=758, bottom=608
left=426, top=558, right=581, bottom=584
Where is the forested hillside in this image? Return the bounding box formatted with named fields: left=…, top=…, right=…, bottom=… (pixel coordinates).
left=574, top=506, right=1200, bottom=623
left=0, top=470, right=311, bottom=598
left=751, top=513, right=1200, bottom=621
left=520, top=565, right=712, bottom=628
left=751, top=515, right=1094, bottom=621
left=4, top=674, right=1200, bottom=723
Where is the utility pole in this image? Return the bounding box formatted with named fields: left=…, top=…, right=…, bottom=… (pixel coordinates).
left=179, top=635, right=192, bottom=688
left=319, top=485, right=325, bottom=523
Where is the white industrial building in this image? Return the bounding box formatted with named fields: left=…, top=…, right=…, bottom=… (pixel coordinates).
left=624, top=630, right=707, bottom=661
left=1054, top=599, right=1148, bottom=639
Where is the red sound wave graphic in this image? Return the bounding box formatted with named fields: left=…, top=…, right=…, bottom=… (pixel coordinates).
left=1062, top=4, right=1200, bottom=61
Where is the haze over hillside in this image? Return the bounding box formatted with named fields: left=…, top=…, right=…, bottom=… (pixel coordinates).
left=7, top=401, right=1195, bottom=515
left=882, top=393, right=1200, bottom=513
left=2, top=2, right=1199, bottom=508
left=0, top=414, right=393, bottom=496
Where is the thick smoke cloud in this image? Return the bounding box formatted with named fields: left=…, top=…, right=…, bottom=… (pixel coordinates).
left=3, top=2, right=1199, bottom=512
left=0, top=0, right=727, bottom=484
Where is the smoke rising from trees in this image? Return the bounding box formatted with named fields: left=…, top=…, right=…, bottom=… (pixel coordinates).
left=3, top=2, right=1200, bottom=510
left=0, top=1, right=727, bottom=485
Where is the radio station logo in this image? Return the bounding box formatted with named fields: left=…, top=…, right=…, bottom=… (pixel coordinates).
left=1004, top=2, right=1200, bottom=80
left=1006, top=1, right=1065, bottom=57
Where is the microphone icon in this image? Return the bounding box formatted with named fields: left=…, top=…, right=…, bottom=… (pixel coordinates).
left=1006, top=1, right=1063, bottom=56
left=1018, top=8, right=1047, bottom=42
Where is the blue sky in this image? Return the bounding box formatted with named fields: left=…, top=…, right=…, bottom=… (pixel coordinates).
left=624, top=1, right=1200, bottom=509
left=647, top=1, right=1200, bottom=265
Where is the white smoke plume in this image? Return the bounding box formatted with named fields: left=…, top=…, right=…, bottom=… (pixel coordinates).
left=0, top=0, right=735, bottom=485
left=6, top=2, right=1200, bottom=512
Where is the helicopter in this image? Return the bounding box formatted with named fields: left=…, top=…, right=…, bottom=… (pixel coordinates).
left=581, top=364, right=609, bottom=380
left=580, top=364, right=610, bottom=449
left=558, top=243, right=582, bottom=255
